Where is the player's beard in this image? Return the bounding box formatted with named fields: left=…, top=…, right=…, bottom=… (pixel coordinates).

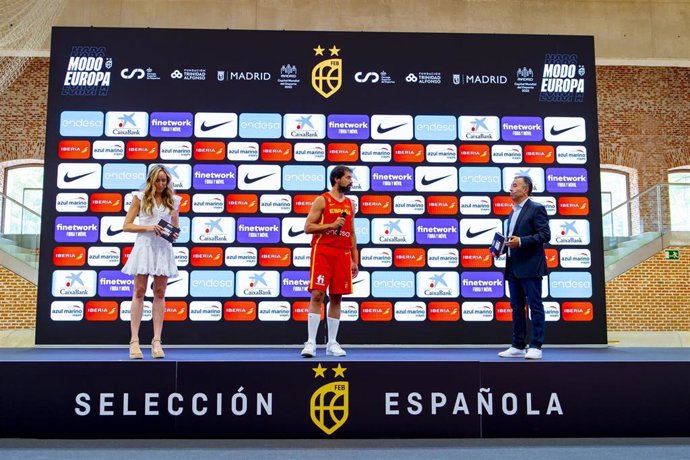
left=338, top=183, right=352, bottom=193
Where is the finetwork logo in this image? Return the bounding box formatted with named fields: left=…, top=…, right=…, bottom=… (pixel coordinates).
left=539, top=54, right=585, bottom=102
left=371, top=166, right=414, bottom=192
left=461, top=272, right=504, bottom=298
left=62, top=46, right=112, bottom=96
left=327, top=114, right=370, bottom=140
left=236, top=217, right=280, bottom=244
left=311, top=44, right=342, bottom=99
left=545, top=168, right=588, bottom=193
left=415, top=218, right=459, bottom=245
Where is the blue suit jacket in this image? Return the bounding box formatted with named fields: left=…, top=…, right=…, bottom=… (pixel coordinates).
left=505, top=199, right=551, bottom=279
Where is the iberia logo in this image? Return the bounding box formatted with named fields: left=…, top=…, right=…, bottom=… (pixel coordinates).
left=311, top=44, right=342, bottom=99
left=310, top=363, right=349, bottom=435
left=360, top=195, right=392, bottom=215
left=327, top=143, right=359, bottom=162
left=393, top=144, right=424, bottom=162
left=58, top=140, right=91, bottom=159
left=126, top=140, right=158, bottom=160
left=164, top=301, right=188, bottom=321
left=177, top=193, right=191, bottom=213
left=224, top=301, right=257, bottom=321
left=261, top=142, right=293, bottom=161
left=524, top=145, right=555, bottom=164
left=194, top=141, right=225, bottom=161
left=427, top=195, right=458, bottom=215
left=459, top=144, right=490, bottom=163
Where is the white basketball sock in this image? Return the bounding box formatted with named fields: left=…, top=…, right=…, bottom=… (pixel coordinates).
left=327, top=317, right=340, bottom=343
left=307, top=313, right=320, bottom=343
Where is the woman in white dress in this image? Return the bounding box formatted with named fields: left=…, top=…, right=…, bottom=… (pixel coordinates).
left=121, top=165, right=180, bottom=359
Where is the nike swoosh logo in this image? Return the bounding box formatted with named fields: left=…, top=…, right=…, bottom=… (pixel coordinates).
left=200, top=120, right=233, bottom=132
left=106, top=226, right=124, bottom=236
left=288, top=227, right=305, bottom=237
left=550, top=125, right=579, bottom=136
left=244, top=172, right=274, bottom=184
left=466, top=227, right=495, bottom=239
left=150, top=278, right=183, bottom=290
left=421, top=174, right=451, bottom=186
left=353, top=279, right=364, bottom=285
left=64, top=171, right=95, bottom=183
left=376, top=122, right=406, bottom=134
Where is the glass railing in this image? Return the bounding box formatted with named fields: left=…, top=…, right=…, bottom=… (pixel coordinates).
left=0, top=191, right=41, bottom=269
left=602, top=183, right=690, bottom=266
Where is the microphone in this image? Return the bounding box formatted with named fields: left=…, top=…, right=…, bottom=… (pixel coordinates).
left=335, top=211, right=347, bottom=236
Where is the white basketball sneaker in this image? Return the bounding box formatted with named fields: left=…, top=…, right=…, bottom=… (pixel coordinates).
left=301, top=341, right=316, bottom=358
left=326, top=341, right=347, bottom=357
left=498, top=346, right=526, bottom=358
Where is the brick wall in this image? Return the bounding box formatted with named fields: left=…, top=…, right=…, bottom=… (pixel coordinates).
left=0, top=267, right=37, bottom=329
left=0, top=60, right=688, bottom=333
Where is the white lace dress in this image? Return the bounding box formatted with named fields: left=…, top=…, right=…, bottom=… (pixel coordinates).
left=121, top=191, right=180, bottom=278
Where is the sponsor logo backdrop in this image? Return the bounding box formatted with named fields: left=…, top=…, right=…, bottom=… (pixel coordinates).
left=38, top=28, right=605, bottom=344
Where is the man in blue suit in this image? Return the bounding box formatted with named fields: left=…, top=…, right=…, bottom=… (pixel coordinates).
left=498, top=175, right=551, bottom=360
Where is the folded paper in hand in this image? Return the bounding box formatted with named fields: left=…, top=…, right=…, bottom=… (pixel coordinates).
left=157, top=219, right=180, bottom=243
left=489, top=232, right=506, bottom=256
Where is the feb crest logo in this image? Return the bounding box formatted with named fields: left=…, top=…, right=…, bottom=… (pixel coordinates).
left=311, top=44, right=342, bottom=98
left=309, top=362, right=349, bottom=435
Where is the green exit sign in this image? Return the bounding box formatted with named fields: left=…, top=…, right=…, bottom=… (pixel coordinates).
left=665, top=249, right=680, bottom=260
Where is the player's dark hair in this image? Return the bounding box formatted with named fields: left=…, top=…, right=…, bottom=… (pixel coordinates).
left=330, top=165, right=351, bottom=186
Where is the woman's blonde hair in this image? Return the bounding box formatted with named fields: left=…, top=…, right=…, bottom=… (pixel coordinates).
left=141, top=165, right=175, bottom=215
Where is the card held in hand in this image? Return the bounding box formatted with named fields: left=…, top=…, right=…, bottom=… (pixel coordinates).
left=157, top=219, right=180, bottom=243
left=489, top=232, right=506, bottom=257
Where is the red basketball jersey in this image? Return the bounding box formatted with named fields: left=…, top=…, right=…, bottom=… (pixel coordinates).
left=311, top=192, right=354, bottom=249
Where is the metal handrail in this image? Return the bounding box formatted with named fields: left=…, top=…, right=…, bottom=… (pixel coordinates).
left=602, top=182, right=690, bottom=228
left=0, top=190, right=41, bottom=219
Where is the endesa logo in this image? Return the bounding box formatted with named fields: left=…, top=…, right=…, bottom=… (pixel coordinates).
left=259, top=247, right=291, bottom=267
left=393, top=248, right=426, bottom=268
left=372, top=218, right=415, bottom=245
left=261, top=142, right=293, bottom=161
left=427, top=195, right=458, bottom=215
left=59, top=111, right=104, bottom=137
left=461, top=301, right=494, bottom=321
left=164, top=301, right=188, bottom=322
left=461, top=248, right=493, bottom=268
left=85, top=300, right=118, bottom=321
left=226, top=194, right=259, bottom=213
left=238, top=113, right=281, bottom=139
left=191, top=216, right=236, bottom=243
left=525, top=145, right=555, bottom=164
left=191, top=247, right=224, bottom=267
left=562, top=301, right=593, bottom=321
left=293, top=194, right=318, bottom=214
left=558, top=196, right=589, bottom=215
left=58, top=140, right=90, bottom=159
left=416, top=218, right=459, bottom=245
left=193, top=164, right=236, bottom=190
left=459, top=167, right=501, bottom=193
left=327, top=143, right=359, bottom=162
left=55, top=216, right=99, bottom=243
left=360, top=301, right=393, bottom=322
left=460, top=196, right=491, bottom=216
left=126, top=140, right=158, bottom=160
left=90, top=193, right=122, bottom=213
left=101, top=163, right=145, bottom=190
left=283, top=165, right=325, bottom=191
left=428, top=302, right=460, bottom=322
left=224, top=301, right=257, bottom=321
left=393, top=143, right=424, bottom=163
left=53, top=246, right=86, bottom=266
left=371, top=271, right=415, bottom=298
left=426, top=144, right=457, bottom=163
left=360, top=195, right=392, bottom=215
left=459, top=144, right=490, bottom=163
left=194, top=141, right=225, bottom=161
left=414, top=115, right=457, bottom=141
left=371, top=115, right=414, bottom=140
left=190, top=271, right=234, bottom=298
left=549, top=272, right=592, bottom=298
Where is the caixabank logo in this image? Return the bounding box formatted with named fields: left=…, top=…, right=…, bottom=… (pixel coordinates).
left=310, top=363, right=349, bottom=435
left=311, top=44, right=342, bottom=98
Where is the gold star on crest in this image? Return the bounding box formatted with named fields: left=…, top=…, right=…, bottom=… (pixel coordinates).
left=312, top=363, right=326, bottom=378
left=313, top=45, right=325, bottom=56
left=332, top=363, right=347, bottom=378
left=329, top=45, right=341, bottom=56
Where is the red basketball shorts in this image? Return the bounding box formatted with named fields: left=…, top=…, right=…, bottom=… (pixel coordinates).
left=308, top=244, right=353, bottom=295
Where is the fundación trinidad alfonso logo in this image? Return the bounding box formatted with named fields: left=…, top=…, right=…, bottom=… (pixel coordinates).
left=309, top=362, right=349, bottom=435
left=311, top=44, right=342, bottom=98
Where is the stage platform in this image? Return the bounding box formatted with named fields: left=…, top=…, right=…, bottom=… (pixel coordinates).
left=1, top=347, right=689, bottom=438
